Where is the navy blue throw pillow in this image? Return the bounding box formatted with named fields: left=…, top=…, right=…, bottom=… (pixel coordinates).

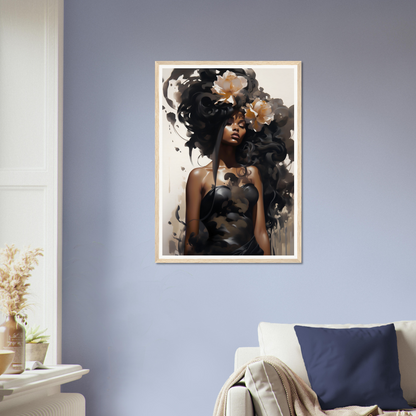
left=294, top=324, right=409, bottom=410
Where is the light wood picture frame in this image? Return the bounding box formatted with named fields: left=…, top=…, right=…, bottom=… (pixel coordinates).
left=156, top=61, right=302, bottom=263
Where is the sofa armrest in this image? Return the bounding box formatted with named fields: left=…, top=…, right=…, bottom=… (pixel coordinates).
left=226, top=386, right=254, bottom=416
left=245, top=361, right=291, bottom=416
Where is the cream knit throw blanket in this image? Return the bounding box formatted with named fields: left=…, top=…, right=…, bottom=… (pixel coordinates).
left=213, top=356, right=411, bottom=416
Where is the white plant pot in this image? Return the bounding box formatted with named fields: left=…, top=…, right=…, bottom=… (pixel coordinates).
left=26, top=343, right=49, bottom=364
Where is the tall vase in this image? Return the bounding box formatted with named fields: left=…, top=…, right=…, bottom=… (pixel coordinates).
left=0, top=315, right=26, bottom=374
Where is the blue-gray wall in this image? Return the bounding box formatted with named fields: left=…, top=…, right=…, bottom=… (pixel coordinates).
left=62, top=1, right=416, bottom=415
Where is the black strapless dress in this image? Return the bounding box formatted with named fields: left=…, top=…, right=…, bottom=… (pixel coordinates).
left=188, top=184, right=264, bottom=255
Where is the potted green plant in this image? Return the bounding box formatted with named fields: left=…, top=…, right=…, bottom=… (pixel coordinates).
left=25, top=326, right=50, bottom=364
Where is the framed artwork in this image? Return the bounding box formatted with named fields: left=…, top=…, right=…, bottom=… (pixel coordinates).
left=155, top=61, right=302, bottom=263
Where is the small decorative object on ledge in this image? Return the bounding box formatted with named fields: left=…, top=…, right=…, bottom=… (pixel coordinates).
left=26, top=326, right=50, bottom=364
left=0, top=350, right=15, bottom=375
left=0, top=316, right=25, bottom=373
left=0, top=244, right=43, bottom=374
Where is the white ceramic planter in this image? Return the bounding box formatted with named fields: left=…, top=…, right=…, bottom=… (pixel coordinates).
left=26, top=343, right=49, bottom=364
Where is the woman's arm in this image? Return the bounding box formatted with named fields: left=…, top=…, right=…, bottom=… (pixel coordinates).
left=184, top=168, right=204, bottom=255
left=250, top=167, right=271, bottom=255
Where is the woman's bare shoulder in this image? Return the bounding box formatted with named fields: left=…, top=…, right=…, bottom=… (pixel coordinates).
left=188, top=166, right=209, bottom=177
left=187, top=166, right=211, bottom=187
left=246, top=165, right=260, bottom=178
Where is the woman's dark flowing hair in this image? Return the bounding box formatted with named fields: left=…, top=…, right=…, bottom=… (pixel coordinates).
left=162, top=68, right=295, bottom=231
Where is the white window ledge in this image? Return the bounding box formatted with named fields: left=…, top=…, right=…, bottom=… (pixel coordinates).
left=0, top=365, right=89, bottom=413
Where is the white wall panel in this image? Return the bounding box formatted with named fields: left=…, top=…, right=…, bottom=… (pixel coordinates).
left=0, top=1, right=46, bottom=170
left=0, top=187, right=46, bottom=243
left=0, top=187, right=46, bottom=331
left=0, top=0, right=63, bottom=365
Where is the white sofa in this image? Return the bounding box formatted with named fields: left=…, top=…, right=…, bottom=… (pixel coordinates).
left=226, top=322, right=416, bottom=416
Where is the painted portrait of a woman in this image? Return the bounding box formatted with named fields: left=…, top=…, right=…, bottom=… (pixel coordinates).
left=156, top=63, right=301, bottom=262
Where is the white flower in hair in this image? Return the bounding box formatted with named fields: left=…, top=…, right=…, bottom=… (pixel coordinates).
left=211, top=71, right=248, bottom=106
left=244, top=98, right=274, bottom=132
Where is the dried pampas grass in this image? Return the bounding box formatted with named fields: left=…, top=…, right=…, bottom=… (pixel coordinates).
left=0, top=244, right=43, bottom=322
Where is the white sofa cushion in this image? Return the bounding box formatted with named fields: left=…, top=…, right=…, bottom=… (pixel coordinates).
left=235, top=347, right=261, bottom=371
left=258, top=321, right=416, bottom=406
left=245, top=361, right=291, bottom=416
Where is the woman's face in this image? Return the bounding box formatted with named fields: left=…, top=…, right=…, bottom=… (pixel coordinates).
left=222, top=112, right=246, bottom=146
